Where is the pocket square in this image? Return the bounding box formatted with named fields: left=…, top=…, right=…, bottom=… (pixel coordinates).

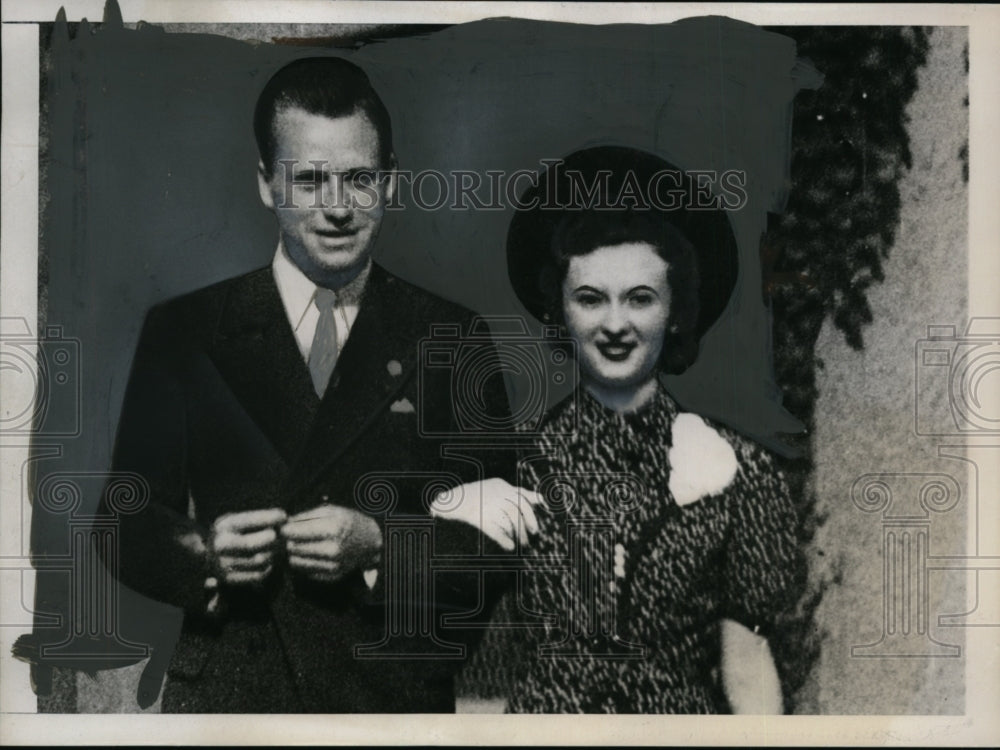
left=390, top=397, right=416, bottom=414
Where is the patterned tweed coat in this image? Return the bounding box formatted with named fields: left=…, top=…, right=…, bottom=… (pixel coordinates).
left=503, top=385, right=800, bottom=713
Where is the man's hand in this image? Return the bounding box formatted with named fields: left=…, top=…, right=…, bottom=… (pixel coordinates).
left=210, top=508, right=288, bottom=587
left=281, top=505, right=383, bottom=584
left=429, top=478, right=543, bottom=551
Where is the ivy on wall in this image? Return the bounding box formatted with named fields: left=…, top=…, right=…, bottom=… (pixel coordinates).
left=762, top=26, right=931, bottom=709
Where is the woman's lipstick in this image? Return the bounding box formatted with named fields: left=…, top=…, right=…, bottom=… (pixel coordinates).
left=596, top=341, right=636, bottom=362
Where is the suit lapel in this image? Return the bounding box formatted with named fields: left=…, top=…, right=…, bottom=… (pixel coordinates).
left=292, top=265, right=420, bottom=494
left=209, top=268, right=320, bottom=464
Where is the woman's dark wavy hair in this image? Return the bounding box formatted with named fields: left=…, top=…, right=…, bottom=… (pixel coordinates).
left=539, top=208, right=701, bottom=376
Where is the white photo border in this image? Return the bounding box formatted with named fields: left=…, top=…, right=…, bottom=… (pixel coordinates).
left=1, top=1, right=998, bottom=745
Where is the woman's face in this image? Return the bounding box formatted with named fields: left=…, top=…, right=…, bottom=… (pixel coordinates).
left=562, top=241, right=671, bottom=398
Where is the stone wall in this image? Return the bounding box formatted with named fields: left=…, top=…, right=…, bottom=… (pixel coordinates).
left=800, top=27, right=968, bottom=714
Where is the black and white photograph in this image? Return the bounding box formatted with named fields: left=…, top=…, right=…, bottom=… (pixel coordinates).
left=0, top=1, right=997, bottom=745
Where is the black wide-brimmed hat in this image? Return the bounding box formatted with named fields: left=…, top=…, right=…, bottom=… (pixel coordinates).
left=506, top=146, right=740, bottom=340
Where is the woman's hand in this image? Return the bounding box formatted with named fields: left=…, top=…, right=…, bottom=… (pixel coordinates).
left=720, top=618, right=783, bottom=714
left=429, top=478, right=543, bottom=551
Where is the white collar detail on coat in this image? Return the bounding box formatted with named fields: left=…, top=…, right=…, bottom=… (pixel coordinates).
left=667, top=412, right=739, bottom=506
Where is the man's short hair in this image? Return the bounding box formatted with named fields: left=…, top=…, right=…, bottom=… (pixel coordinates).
left=253, top=56, right=394, bottom=175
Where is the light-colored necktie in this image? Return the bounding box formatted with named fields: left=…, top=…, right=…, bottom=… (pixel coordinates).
left=309, top=287, right=339, bottom=397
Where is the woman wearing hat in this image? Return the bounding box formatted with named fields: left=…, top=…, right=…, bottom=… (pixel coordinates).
left=498, top=146, right=801, bottom=713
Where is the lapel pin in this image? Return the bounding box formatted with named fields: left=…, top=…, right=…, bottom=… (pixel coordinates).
left=387, top=359, right=402, bottom=377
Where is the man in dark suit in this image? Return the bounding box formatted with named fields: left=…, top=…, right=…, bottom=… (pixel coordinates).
left=101, top=56, right=538, bottom=713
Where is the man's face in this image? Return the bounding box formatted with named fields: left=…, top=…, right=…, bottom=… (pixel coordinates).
left=258, top=107, right=395, bottom=286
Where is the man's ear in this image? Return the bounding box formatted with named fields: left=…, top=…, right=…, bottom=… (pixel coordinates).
left=383, top=154, right=398, bottom=206
left=257, top=159, right=275, bottom=210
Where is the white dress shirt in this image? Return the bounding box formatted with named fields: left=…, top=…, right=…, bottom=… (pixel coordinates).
left=272, top=242, right=371, bottom=364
